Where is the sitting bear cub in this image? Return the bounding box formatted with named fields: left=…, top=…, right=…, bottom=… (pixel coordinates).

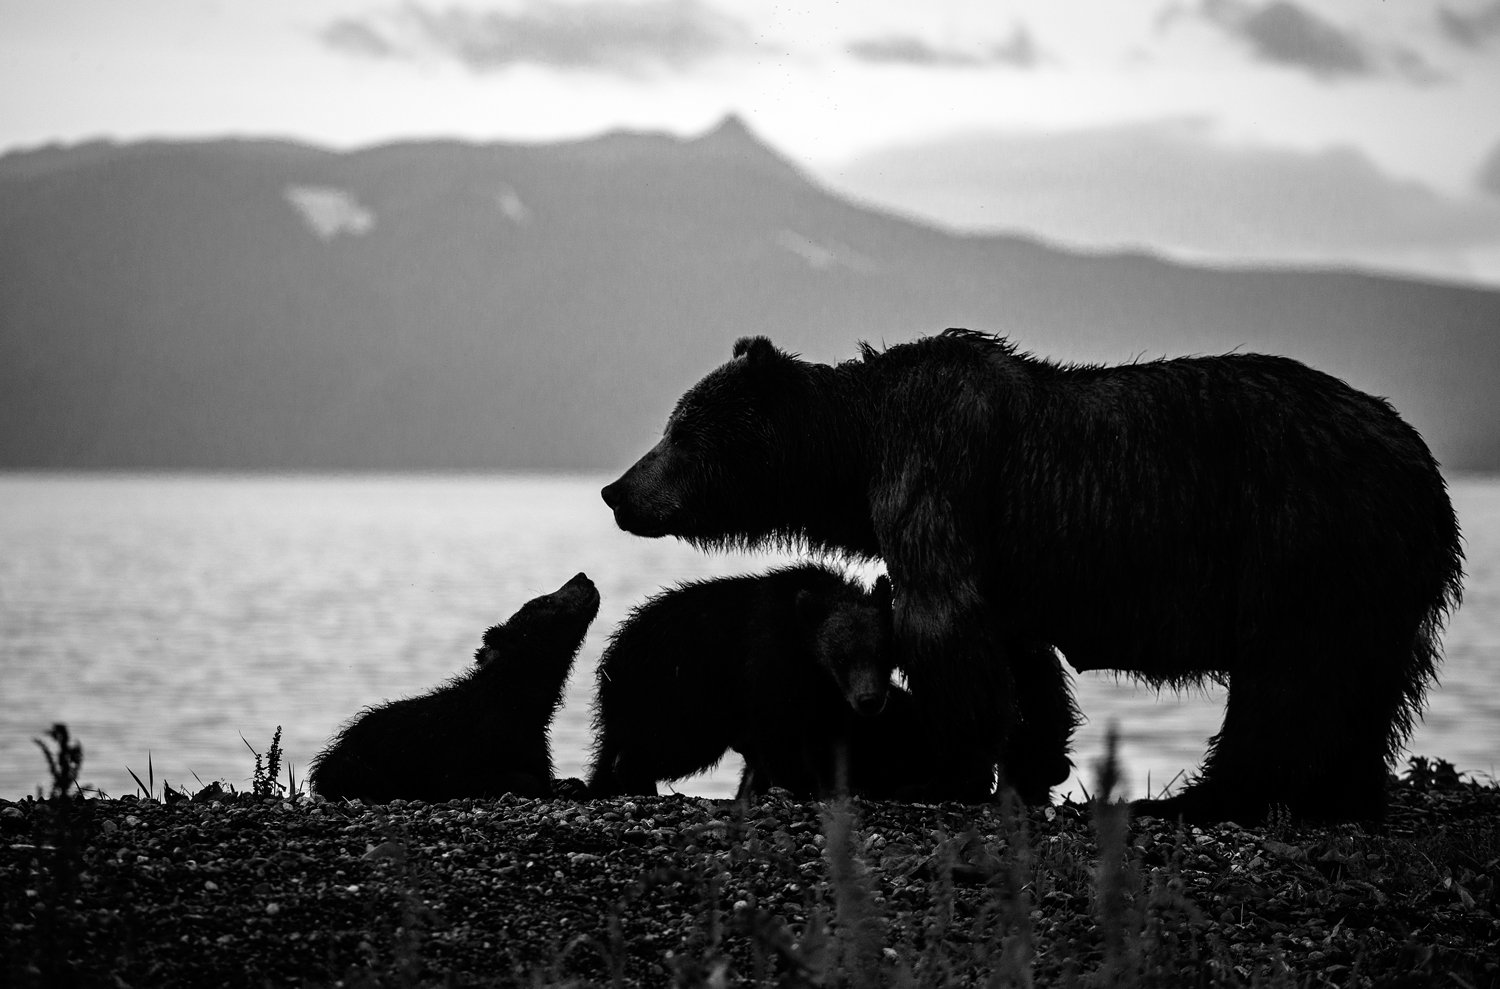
left=310, top=573, right=599, bottom=802
left=588, top=564, right=951, bottom=800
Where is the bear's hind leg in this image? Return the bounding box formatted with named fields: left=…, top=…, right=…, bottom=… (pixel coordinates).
left=1278, top=638, right=1416, bottom=822
left=589, top=683, right=738, bottom=796
left=588, top=728, right=737, bottom=797
left=1134, top=653, right=1394, bottom=824
left=585, top=745, right=660, bottom=797
left=1131, top=672, right=1279, bottom=824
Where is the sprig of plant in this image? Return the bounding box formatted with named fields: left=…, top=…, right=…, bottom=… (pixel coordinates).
left=285, top=759, right=303, bottom=803
left=34, top=722, right=84, bottom=800
left=1403, top=754, right=1463, bottom=792
left=822, top=799, right=886, bottom=987
left=1092, top=722, right=1142, bottom=986
left=243, top=725, right=286, bottom=799
left=30, top=723, right=89, bottom=985
left=123, top=751, right=184, bottom=802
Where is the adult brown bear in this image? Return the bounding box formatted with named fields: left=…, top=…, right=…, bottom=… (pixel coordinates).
left=601, top=329, right=1463, bottom=823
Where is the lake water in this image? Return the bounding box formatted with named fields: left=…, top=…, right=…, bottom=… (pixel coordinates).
left=1, top=473, right=1496, bottom=802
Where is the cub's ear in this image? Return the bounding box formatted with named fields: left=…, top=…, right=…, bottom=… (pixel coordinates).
left=732, top=336, right=779, bottom=362
left=872, top=574, right=893, bottom=610
left=474, top=623, right=510, bottom=666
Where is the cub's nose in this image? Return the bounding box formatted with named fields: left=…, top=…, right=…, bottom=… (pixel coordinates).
left=600, top=481, right=622, bottom=509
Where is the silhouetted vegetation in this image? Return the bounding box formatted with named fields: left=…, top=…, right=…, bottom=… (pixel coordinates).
left=1, top=725, right=1495, bottom=987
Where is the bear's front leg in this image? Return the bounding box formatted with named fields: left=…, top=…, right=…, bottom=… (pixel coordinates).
left=893, top=582, right=1014, bottom=802
left=999, top=639, right=1079, bottom=804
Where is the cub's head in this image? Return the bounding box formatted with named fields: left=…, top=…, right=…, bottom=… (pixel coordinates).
left=601, top=336, right=812, bottom=547
left=804, top=574, right=895, bottom=718
left=474, top=572, right=601, bottom=669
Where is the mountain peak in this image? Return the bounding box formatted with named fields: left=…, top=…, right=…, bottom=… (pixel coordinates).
left=696, top=113, right=758, bottom=146
left=688, top=113, right=807, bottom=183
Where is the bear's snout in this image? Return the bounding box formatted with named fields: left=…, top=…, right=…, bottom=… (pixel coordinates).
left=602, top=441, right=678, bottom=537
left=601, top=479, right=664, bottom=536
left=601, top=475, right=649, bottom=533
left=840, top=663, right=893, bottom=718
left=554, top=572, right=601, bottom=613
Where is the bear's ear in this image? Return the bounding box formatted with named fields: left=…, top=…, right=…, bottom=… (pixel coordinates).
left=871, top=574, right=893, bottom=610
left=732, top=336, right=779, bottom=363
left=473, top=632, right=500, bottom=667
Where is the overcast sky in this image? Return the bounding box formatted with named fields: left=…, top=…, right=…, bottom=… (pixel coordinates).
left=4, top=0, right=1500, bottom=283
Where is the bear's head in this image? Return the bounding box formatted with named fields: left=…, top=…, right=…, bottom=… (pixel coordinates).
left=602, top=336, right=817, bottom=547
left=803, top=574, right=895, bottom=717
left=474, top=572, right=601, bottom=669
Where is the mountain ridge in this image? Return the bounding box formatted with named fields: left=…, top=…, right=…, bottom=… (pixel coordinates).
left=2, top=118, right=1496, bottom=471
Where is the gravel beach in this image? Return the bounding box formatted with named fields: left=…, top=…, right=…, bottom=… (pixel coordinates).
left=2, top=763, right=1496, bottom=988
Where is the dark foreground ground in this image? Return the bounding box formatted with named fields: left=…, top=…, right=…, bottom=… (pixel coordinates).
left=2, top=758, right=1496, bottom=988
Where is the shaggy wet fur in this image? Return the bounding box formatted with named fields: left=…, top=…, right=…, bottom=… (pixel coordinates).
left=602, top=330, right=1463, bottom=822
left=588, top=564, right=956, bottom=800
left=310, top=573, right=600, bottom=802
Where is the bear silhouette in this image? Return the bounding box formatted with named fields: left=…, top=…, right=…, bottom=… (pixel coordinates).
left=602, top=330, right=1461, bottom=822
left=310, top=573, right=599, bottom=802
left=588, top=564, right=943, bottom=799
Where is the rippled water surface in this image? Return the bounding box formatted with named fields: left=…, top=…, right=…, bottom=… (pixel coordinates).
left=2, top=473, right=1495, bottom=801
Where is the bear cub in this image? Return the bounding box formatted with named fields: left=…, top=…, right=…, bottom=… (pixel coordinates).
left=310, top=572, right=600, bottom=802
left=588, top=563, right=948, bottom=800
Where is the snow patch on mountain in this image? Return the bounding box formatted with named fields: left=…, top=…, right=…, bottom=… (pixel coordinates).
left=284, top=185, right=376, bottom=239
left=495, top=186, right=532, bottom=225
left=775, top=230, right=874, bottom=272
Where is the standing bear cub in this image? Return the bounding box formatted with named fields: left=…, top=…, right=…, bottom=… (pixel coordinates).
left=589, top=564, right=951, bottom=800
left=310, top=573, right=600, bottom=803
left=602, top=330, right=1463, bottom=823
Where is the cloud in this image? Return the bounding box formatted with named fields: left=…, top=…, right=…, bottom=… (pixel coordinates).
left=827, top=120, right=1500, bottom=285
left=1229, top=1, right=1368, bottom=77
left=320, top=0, right=753, bottom=75
left=1186, top=0, right=1441, bottom=83
left=321, top=18, right=405, bottom=60
left=1438, top=1, right=1500, bottom=48
left=847, top=24, right=1045, bottom=69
